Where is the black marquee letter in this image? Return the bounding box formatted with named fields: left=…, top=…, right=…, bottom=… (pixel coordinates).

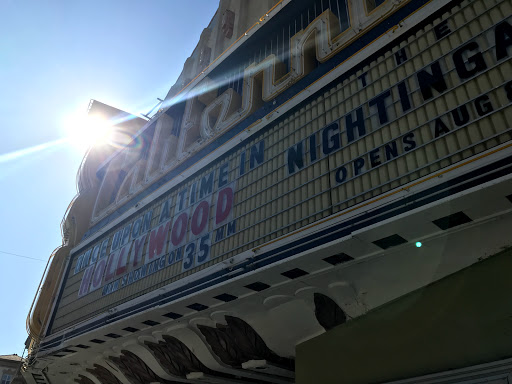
left=474, top=95, right=493, bottom=116
left=453, top=42, right=487, bottom=79
left=287, top=142, right=304, bottom=174
left=397, top=81, right=412, bottom=112
left=402, top=132, right=416, bottom=151
left=335, top=166, right=347, bottom=184
left=249, top=140, right=265, bottom=170
left=385, top=141, right=398, bottom=161
left=417, top=61, right=447, bottom=101
left=189, top=183, right=197, bottom=205
left=239, top=151, right=246, bottom=176
left=218, top=163, right=229, bottom=188
left=199, top=172, right=214, bottom=199
left=434, top=118, right=450, bottom=138
left=369, top=90, right=392, bottom=125
left=369, top=148, right=381, bottom=167
left=322, top=122, right=341, bottom=155
left=505, top=81, right=512, bottom=102
left=358, top=72, right=368, bottom=87
left=345, top=107, right=366, bottom=143
left=309, top=134, right=318, bottom=162
left=353, top=157, right=365, bottom=176
left=495, top=21, right=512, bottom=61
left=434, top=20, right=451, bottom=40
left=451, top=104, right=470, bottom=127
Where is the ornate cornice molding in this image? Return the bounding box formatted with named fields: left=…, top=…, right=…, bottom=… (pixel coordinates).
left=314, top=293, right=347, bottom=331
left=75, top=374, right=95, bottom=384
left=86, top=364, right=122, bottom=384
left=145, top=334, right=214, bottom=377
left=110, top=350, right=177, bottom=384
left=197, top=315, right=294, bottom=370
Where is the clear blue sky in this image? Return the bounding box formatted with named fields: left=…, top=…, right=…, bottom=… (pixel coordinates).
left=0, top=0, right=219, bottom=356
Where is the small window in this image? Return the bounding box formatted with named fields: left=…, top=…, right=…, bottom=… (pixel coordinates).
left=366, top=0, right=387, bottom=13
left=1, top=374, right=12, bottom=384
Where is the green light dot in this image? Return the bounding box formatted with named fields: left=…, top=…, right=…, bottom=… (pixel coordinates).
left=415, top=241, right=422, bottom=248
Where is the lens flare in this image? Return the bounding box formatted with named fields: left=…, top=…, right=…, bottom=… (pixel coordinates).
left=105, top=128, right=146, bottom=151
left=0, top=139, right=67, bottom=164
left=65, top=115, right=114, bottom=152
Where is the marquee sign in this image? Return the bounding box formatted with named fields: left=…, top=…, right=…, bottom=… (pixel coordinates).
left=286, top=19, right=512, bottom=184
left=74, top=137, right=266, bottom=297
left=90, top=6, right=355, bottom=224
left=53, top=0, right=512, bottom=332
left=77, top=157, right=245, bottom=296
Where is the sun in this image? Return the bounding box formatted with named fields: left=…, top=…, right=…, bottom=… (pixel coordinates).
left=65, top=114, right=114, bottom=153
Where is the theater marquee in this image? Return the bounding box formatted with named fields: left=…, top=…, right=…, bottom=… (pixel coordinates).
left=53, top=2, right=511, bottom=332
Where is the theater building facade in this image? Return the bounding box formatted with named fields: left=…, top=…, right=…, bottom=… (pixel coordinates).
left=24, top=0, right=512, bottom=383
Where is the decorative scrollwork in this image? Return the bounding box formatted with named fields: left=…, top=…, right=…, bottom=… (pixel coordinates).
left=227, top=315, right=270, bottom=360
left=197, top=322, right=242, bottom=367
left=75, top=375, right=95, bottom=384
left=146, top=335, right=241, bottom=381
left=198, top=315, right=294, bottom=370
left=110, top=350, right=177, bottom=384
left=145, top=335, right=214, bottom=377
left=86, top=364, right=122, bottom=384
left=314, top=293, right=347, bottom=331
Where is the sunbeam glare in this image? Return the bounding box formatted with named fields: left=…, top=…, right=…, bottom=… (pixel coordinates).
left=64, top=114, right=114, bottom=153
left=0, top=139, right=68, bottom=164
